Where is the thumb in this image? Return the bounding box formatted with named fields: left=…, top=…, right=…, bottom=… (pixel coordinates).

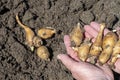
left=57, top=54, right=78, bottom=71
left=115, top=26, right=120, bottom=38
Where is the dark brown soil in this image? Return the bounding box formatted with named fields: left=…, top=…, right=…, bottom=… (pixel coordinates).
left=0, top=0, right=120, bottom=80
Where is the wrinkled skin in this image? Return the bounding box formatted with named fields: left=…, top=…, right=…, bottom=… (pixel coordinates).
left=57, top=22, right=120, bottom=80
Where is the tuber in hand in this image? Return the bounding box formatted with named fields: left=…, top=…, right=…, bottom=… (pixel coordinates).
left=78, top=39, right=92, bottom=61
left=89, top=23, right=105, bottom=57
left=69, top=23, right=83, bottom=47
left=109, top=37, right=120, bottom=68
left=98, top=32, right=118, bottom=65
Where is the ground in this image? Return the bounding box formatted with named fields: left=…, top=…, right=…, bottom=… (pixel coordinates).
left=0, top=0, right=120, bottom=80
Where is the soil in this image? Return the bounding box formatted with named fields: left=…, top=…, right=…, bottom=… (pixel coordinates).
left=0, top=0, right=120, bottom=80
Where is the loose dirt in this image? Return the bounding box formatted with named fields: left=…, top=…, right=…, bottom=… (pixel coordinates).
left=0, top=0, right=120, bottom=80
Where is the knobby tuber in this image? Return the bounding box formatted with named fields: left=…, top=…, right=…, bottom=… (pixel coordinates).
left=37, top=27, right=56, bottom=39
left=109, top=38, right=120, bottom=68
left=89, top=23, right=105, bottom=56
left=33, top=36, right=43, bottom=47
left=78, top=39, right=92, bottom=61
left=16, top=13, right=35, bottom=51
left=98, top=32, right=118, bottom=65
left=16, top=13, right=55, bottom=60
left=70, top=23, right=83, bottom=47
left=70, top=23, right=120, bottom=67
left=37, top=46, right=50, bottom=61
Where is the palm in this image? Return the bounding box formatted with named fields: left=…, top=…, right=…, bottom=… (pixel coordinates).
left=62, top=35, right=113, bottom=80
left=57, top=22, right=120, bottom=80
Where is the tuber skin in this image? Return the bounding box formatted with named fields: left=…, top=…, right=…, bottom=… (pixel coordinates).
left=16, top=14, right=35, bottom=50
left=37, top=46, right=50, bottom=61
left=16, top=14, right=43, bottom=51
left=99, top=48, right=113, bottom=65
left=102, top=32, right=118, bottom=49
left=32, top=36, right=43, bottom=47
left=70, top=23, right=83, bottom=47
left=37, top=27, right=56, bottom=39
left=98, top=32, right=118, bottom=65
left=109, top=38, right=120, bottom=68
left=72, top=47, right=79, bottom=53
left=78, top=39, right=92, bottom=61
left=89, top=23, right=105, bottom=57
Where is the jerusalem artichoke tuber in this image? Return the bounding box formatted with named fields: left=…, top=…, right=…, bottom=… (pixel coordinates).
left=70, top=23, right=83, bottom=47
left=32, top=36, right=43, bottom=47
left=78, top=39, right=92, bottom=61
left=37, top=27, right=56, bottom=39
left=37, top=46, right=50, bottom=61
left=89, top=23, right=105, bottom=56
left=98, top=32, right=118, bottom=65
left=109, top=38, right=120, bottom=68
left=16, top=13, right=35, bottom=51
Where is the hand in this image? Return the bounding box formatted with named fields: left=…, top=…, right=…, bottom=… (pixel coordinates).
left=84, top=22, right=120, bottom=74
left=57, top=22, right=120, bottom=80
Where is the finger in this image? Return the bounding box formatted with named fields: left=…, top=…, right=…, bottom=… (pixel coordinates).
left=57, top=54, right=78, bottom=71
left=115, top=26, right=120, bottom=32
left=90, top=22, right=100, bottom=31
left=84, top=25, right=98, bottom=38
left=84, top=31, right=96, bottom=42
left=90, top=22, right=110, bottom=35
left=84, top=32, right=93, bottom=39
left=70, top=52, right=80, bottom=61
left=66, top=47, right=80, bottom=61
left=64, top=35, right=75, bottom=54
left=64, top=35, right=80, bottom=61
left=91, top=38, right=96, bottom=42
left=113, top=58, right=120, bottom=74
left=115, top=26, right=120, bottom=37
left=64, top=35, right=71, bottom=47
left=96, top=64, right=114, bottom=80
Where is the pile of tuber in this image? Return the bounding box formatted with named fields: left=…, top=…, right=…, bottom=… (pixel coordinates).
left=69, top=23, right=120, bottom=68
left=16, top=13, right=56, bottom=61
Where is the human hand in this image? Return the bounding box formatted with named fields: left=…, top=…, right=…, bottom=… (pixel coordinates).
left=84, top=22, right=120, bottom=74
left=57, top=22, right=120, bottom=80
